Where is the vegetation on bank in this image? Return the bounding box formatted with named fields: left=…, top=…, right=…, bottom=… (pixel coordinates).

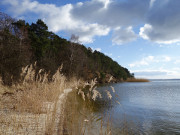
left=0, top=12, right=133, bottom=86
left=126, top=78, right=150, bottom=82
left=0, top=63, right=84, bottom=134
left=0, top=63, right=115, bottom=134
left=0, top=12, right=149, bottom=134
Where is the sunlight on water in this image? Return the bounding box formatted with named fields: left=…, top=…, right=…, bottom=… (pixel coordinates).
left=96, top=79, right=180, bottom=135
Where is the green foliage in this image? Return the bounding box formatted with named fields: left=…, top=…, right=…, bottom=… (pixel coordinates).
left=29, top=19, right=50, bottom=59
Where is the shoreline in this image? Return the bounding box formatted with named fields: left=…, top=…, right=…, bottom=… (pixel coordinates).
left=0, top=71, right=149, bottom=135
left=125, top=78, right=150, bottom=82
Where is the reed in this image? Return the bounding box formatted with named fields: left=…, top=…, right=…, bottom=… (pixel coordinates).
left=62, top=89, right=114, bottom=135
left=0, top=64, right=118, bottom=135
left=65, top=77, right=118, bottom=135
left=0, top=63, right=82, bottom=134
left=126, top=78, right=150, bottom=82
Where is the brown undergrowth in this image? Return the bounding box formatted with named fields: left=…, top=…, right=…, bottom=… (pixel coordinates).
left=126, top=78, right=150, bottom=82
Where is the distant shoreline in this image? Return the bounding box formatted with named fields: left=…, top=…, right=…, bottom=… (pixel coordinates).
left=126, top=78, right=150, bottom=82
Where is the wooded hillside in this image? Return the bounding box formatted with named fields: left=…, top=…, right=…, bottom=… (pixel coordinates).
left=0, top=12, right=133, bottom=85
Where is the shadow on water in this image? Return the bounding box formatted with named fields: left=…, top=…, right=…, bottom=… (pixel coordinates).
left=62, top=90, right=115, bottom=135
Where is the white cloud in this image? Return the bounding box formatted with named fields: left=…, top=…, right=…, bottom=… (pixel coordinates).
left=70, top=0, right=149, bottom=44
left=96, top=0, right=111, bottom=9
left=140, top=24, right=180, bottom=44
left=139, top=24, right=152, bottom=40
left=92, top=47, right=102, bottom=52
left=132, top=69, right=180, bottom=79
left=95, top=48, right=102, bottom=52
left=105, top=53, right=112, bottom=57
left=140, top=0, right=180, bottom=44
left=129, top=56, right=154, bottom=67
left=112, top=26, right=137, bottom=45
left=68, top=23, right=110, bottom=43
left=1, top=0, right=110, bottom=44
left=129, top=55, right=171, bottom=68
left=177, top=43, right=180, bottom=46
left=174, top=60, right=180, bottom=64
left=150, top=0, right=156, bottom=8
left=2, top=0, right=180, bottom=45
left=71, top=0, right=149, bottom=27
left=134, top=70, right=167, bottom=76
left=1, top=0, right=150, bottom=44
left=164, top=56, right=171, bottom=62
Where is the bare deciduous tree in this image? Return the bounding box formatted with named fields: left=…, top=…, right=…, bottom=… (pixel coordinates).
left=70, top=34, right=79, bottom=43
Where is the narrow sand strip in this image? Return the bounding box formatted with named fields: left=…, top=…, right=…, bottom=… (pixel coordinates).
left=53, top=88, right=72, bottom=135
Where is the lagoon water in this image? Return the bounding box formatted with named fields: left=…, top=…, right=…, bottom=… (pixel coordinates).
left=96, top=80, right=180, bottom=135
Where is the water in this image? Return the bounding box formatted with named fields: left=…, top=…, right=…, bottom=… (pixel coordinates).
left=95, top=80, right=180, bottom=135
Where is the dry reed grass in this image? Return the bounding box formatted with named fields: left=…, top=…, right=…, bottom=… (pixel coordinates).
left=126, top=78, right=150, bottom=82
left=62, top=89, right=114, bottom=135
left=10, top=63, right=66, bottom=113
left=66, top=77, right=118, bottom=135
left=77, top=78, right=114, bottom=102
left=0, top=63, right=82, bottom=134
left=0, top=63, right=117, bottom=135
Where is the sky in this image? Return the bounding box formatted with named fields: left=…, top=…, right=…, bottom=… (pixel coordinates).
left=1, top=0, right=180, bottom=79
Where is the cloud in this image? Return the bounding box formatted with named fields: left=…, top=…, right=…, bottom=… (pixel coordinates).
left=140, top=0, right=180, bottom=44
left=1, top=0, right=110, bottom=44
left=71, top=0, right=149, bottom=44
left=92, top=47, right=102, bottom=52
left=129, top=56, right=154, bottom=67
left=163, top=56, right=171, bottom=62
left=129, top=56, right=180, bottom=79
left=1, top=0, right=150, bottom=44
left=105, top=53, right=112, bottom=57
left=71, top=0, right=149, bottom=27
left=132, top=69, right=180, bottom=79
left=112, top=26, right=137, bottom=45
left=68, top=23, right=110, bottom=43
left=149, top=0, right=156, bottom=8
left=174, top=60, right=180, bottom=64
left=129, top=55, right=171, bottom=67
left=2, top=0, right=180, bottom=45
left=139, top=24, right=152, bottom=40
left=134, top=70, right=167, bottom=76
left=95, top=48, right=102, bottom=52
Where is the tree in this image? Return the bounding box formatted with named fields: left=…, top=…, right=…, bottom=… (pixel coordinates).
left=0, top=12, right=133, bottom=84
left=0, top=13, right=32, bottom=85
left=29, top=19, right=50, bottom=59
left=70, top=34, right=79, bottom=43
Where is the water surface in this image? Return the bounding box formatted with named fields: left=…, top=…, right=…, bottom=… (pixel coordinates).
left=96, top=79, right=180, bottom=135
